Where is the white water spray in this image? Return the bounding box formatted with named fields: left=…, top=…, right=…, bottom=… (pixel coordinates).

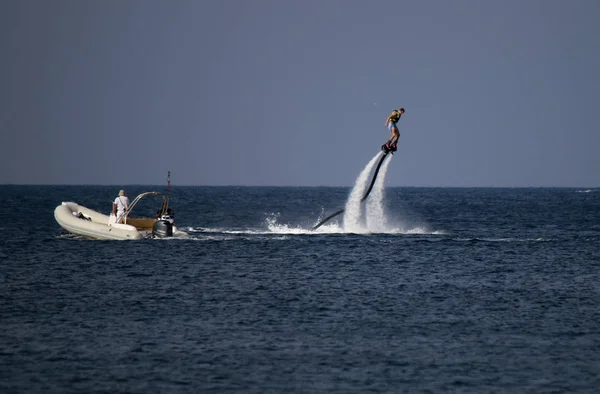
left=343, top=153, right=382, bottom=232
left=366, top=154, right=393, bottom=232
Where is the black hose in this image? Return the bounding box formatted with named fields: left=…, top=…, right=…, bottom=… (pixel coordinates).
left=311, top=152, right=389, bottom=230
left=360, top=152, right=388, bottom=203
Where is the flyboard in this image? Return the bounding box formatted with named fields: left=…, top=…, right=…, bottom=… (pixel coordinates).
left=311, top=142, right=396, bottom=230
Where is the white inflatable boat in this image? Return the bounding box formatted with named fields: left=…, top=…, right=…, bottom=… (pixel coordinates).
left=54, top=192, right=185, bottom=240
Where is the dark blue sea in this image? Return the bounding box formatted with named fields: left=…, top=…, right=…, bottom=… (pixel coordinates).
left=1, top=185, right=599, bottom=393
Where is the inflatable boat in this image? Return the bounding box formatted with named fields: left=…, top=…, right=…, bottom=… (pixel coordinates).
left=54, top=192, right=185, bottom=240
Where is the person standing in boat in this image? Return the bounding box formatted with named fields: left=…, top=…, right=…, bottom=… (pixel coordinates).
left=112, top=189, right=130, bottom=223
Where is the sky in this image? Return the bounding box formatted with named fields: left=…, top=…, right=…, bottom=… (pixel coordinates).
left=1, top=0, right=599, bottom=187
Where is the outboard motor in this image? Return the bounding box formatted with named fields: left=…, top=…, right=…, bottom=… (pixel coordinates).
left=152, top=219, right=173, bottom=238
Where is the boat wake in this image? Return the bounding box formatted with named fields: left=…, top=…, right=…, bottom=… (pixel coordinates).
left=184, top=215, right=443, bottom=236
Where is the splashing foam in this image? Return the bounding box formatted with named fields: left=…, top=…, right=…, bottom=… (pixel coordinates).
left=265, top=217, right=441, bottom=235
left=266, top=215, right=317, bottom=234
left=267, top=218, right=342, bottom=234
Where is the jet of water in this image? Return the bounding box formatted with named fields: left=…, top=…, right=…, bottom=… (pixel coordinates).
left=343, top=153, right=383, bottom=232
left=367, top=154, right=393, bottom=232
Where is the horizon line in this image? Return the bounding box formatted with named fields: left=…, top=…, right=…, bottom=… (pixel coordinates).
left=0, top=183, right=598, bottom=189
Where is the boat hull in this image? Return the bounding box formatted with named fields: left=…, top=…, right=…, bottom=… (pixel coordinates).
left=54, top=202, right=144, bottom=240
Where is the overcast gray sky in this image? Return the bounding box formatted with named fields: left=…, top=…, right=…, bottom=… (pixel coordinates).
left=1, top=0, right=599, bottom=187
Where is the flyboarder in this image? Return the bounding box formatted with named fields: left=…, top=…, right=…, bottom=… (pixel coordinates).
left=383, top=107, right=404, bottom=153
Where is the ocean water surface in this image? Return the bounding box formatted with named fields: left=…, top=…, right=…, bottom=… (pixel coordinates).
left=1, top=185, right=599, bottom=393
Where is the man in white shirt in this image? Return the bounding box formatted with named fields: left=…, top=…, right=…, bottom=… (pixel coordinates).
left=112, top=189, right=130, bottom=223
